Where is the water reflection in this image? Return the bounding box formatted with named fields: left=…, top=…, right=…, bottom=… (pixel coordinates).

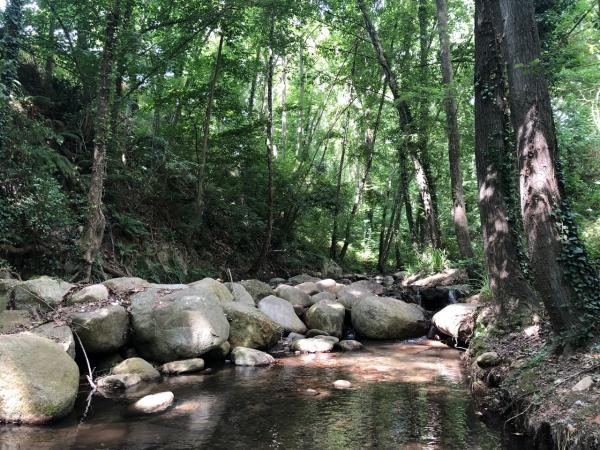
left=1, top=339, right=515, bottom=449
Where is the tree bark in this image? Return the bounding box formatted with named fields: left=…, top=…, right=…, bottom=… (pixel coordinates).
left=247, top=47, right=260, bottom=116
left=195, top=31, right=225, bottom=226
left=436, top=0, right=474, bottom=259
left=474, top=0, right=538, bottom=315
left=498, top=0, right=581, bottom=332
left=280, top=57, right=288, bottom=158
left=80, top=0, right=122, bottom=281
left=250, top=19, right=275, bottom=274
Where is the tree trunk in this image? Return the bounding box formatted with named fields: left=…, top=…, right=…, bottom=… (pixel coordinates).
left=358, top=0, right=440, bottom=250
left=436, top=0, right=474, bottom=259
left=80, top=0, right=122, bottom=281
left=297, top=43, right=306, bottom=159
left=339, top=83, right=386, bottom=261
left=280, top=57, right=288, bottom=158
left=247, top=47, right=260, bottom=116
left=195, top=31, right=224, bottom=227
left=499, top=0, right=583, bottom=332
left=474, top=0, right=538, bottom=315
left=250, top=19, right=275, bottom=274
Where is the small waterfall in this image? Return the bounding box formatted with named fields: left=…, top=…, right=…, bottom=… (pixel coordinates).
left=448, top=289, right=457, bottom=304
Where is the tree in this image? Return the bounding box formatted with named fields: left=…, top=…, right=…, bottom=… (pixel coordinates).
left=435, top=0, right=474, bottom=259
left=474, top=0, right=538, bottom=317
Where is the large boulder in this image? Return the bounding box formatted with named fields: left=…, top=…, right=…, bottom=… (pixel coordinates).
left=188, top=278, right=234, bottom=303
left=315, top=279, right=337, bottom=293
left=230, top=347, right=275, bottom=366
left=239, top=279, right=273, bottom=303
left=224, top=282, right=255, bottom=307
left=0, top=310, right=32, bottom=334
left=337, top=280, right=383, bottom=310
left=222, top=302, right=282, bottom=349
left=29, top=323, right=76, bottom=359
left=112, top=357, right=160, bottom=381
left=322, top=259, right=343, bottom=279
left=0, top=334, right=79, bottom=424
left=258, top=295, right=307, bottom=334
left=130, top=289, right=230, bottom=363
left=310, top=291, right=337, bottom=304
left=295, top=282, right=319, bottom=295
left=351, top=296, right=428, bottom=339
left=67, top=284, right=109, bottom=305
left=431, top=303, right=478, bottom=342
left=0, top=279, right=19, bottom=311
left=305, top=300, right=345, bottom=338
left=274, top=285, right=311, bottom=307
left=103, top=277, right=149, bottom=294
left=12, top=277, right=73, bottom=312
left=70, top=305, right=129, bottom=353
left=288, top=274, right=320, bottom=285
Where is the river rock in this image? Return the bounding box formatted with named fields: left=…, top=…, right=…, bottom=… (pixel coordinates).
left=203, top=340, right=231, bottom=360
left=290, top=338, right=335, bottom=353
left=12, top=276, right=73, bottom=312
left=315, top=278, right=336, bottom=292
left=287, top=332, right=306, bottom=342
left=231, top=347, right=275, bottom=366
left=296, top=282, right=319, bottom=295
left=337, top=281, right=383, bottom=310
left=288, top=274, right=320, bottom=285
left=572, top=376, right=594, bottom=392
left=336, top=340, right=364, bottom=351
left=313, top=335, right=339, bottom=344
left=224, top=282, right=255, bottom=306
left=112, top=357, right=160, bottom=381
left=70, top=305, right=129, bottom=353
left=274, top=285, right=311, bottom=307
left=129, top=392, right=174, bottom=414
left=188, top=278, right=234, bottom=303
left=352, top=296, right=428, bottom=339
left=431, top=303, right=478, bottom=342
left=333, top=379, right=352, bottom=389
left=130, top=290, right=229, bottom=362
left=322, top=259, right=343, bottom=279
left=0, top=279, right=19, bottom=311
left=160, top=358, right=205, bottom=375
left=0, top=334, right=79, bottom=424
left=476, top=352, right=500, bottom=368
left=269, top=278, right=287, bottom=286
left=408, top=268, right=469, bottom=288
left=97, top=374, right=142, bottom=391
left=305, top=300, right=345, bottom=338
left=222, top=302, right=282, bottom=349
left=0, top=310, right=32, bottom=334
left=239, top=279, right=273, bottom=303
left=29, top=323, right=75, bottom=359
left=306, top=329, right=329, bottom=337
left=67, top=284, right=109, bottom=305
left=259, top=295, right=307, bottom=334
left=310, top=291, right=337, bottom=304
left=103, top=277, right=150, bottom=294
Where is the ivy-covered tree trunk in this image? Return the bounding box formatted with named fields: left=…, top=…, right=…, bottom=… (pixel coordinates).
left=0, top=0, right=25, bottom=97
left=499, top=0, right=585, bottom=333
left=474, top=0, right=538, bottom=316
left=80, top=0, right=122, bottom=281
left=250, top=18, right=275, bottom=274
left=436, top=0, right=474, bottom=259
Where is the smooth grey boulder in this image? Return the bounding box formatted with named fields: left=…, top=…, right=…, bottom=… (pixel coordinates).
left=322, top=259, right=343, bottom=279
left=476, top=352, right=500, bottom=368
left=288, top=274, right=320, bottom=285
left=188, top=278, right=234, bottom=303
left=313, top=335, right=339, bottom=344
left=239, top=279, right=273, bottom=303
left=97, top=374, right=142, bottom=391
left=291, top=338, right=335, bottom=353
left=259, top=295, right=307, bottom=334
left=351, top=296, right=428, bottom=339
left=129, top=392, right=174, bottom=414
left=70, top=305, right=129, bottom=353
left=269, top=277, right=287, bottom=287
left=310, top=291, right=337, bottom=304
left=305, top=300, right=345, bottom=338
left=67, top=284, right=109, bottom=305
left=130, top=289, right=229, bottom=363
left=336, top=281, right=383, bottom=310
left=431, top=303, right=478, bottom=342
left=0, top=279, right=19, bottom=311
left=230, top=347, right=275, bottom=366
left=112, top=357, right=160, bottom=381
left=295, top=282, right=319, bottom=295
left=222, top=302, right=282, bottom=349
left=0, top=334, right=79, bottom=424
left=160, top=358, right=205, bottom=375
left=103, top=277, right=149, bottom=294
left=336, top=340, right=364, bottom=352
left=29, top=323, right=76, bottom=359
left=12, top=276, right=73, bottom=312
left=315, top=278, right=337, bottom=292
left=0, top=310, right=32, bottom=334
left=274, top=285, right=311, bottom=307
left=224, top=282, right=255, bottom=306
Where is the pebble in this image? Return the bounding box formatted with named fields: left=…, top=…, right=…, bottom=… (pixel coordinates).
left=333, top=379, right=352, bottom=389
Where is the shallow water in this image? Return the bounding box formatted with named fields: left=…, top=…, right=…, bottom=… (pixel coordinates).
left=0, top=339, right=525, bottom=449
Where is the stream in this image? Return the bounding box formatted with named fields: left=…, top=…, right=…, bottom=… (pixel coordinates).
left=0, top=339, right=527, bottom=449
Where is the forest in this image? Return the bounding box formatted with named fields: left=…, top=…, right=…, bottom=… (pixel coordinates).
left=0, top=0, right=599, bottom=448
